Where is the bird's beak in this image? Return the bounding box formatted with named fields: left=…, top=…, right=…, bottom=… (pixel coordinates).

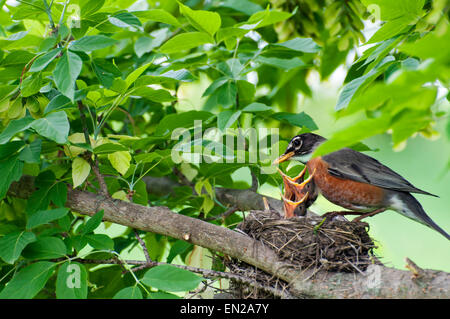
left=273, top=151, right=295, bottom=165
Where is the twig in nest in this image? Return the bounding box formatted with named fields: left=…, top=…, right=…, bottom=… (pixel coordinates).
left=263, top=197, right=270, bottom=212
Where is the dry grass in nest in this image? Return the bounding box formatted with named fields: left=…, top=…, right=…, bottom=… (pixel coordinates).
left=225, top=210, right=378, bottom=298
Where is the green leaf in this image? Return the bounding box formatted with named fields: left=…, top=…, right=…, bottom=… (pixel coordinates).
left=22, top=236, right=67, bottom=259
left=134, top=36, right=154, bottom=58
left=113, top=286, right=143, bottom=299
left=0, top=116, right=35, bottom=144
left=53, top=51, right=83, bottom=101
left=70, top=35, right=117, bottom=52
left=179, top=3, right=221, bottom=36
left=31, top=111, right=70, bottom=144
left=27, top=208, right=69, bottom=229
left=255, top=56, right=306, bottom=70
left=272, top=112, right=318, bottom=130
left=399, top=27, right=450, bottom=61
left=108, top=151, right=131, bottom=175
left=44, top=94, right=73, bottom=114
left=56, top=261, right=88, bottom=299
left=269, top=37, right=321, bottom=53
left=135, top=72, right=192, bottom=86
left=361, top=0, right=425, bottom=20
left=246, top=8, right=292, bottom=29
left=242, top=102, right=272, bottom=112
left=21, top=72, right=42, bottom=97
left=0, top=155, right=24, bottom=201
left=133, top=9, right=180, bottom=27
left=218, top=110, right=241, bottom=131
left=93, top=143, right=128, bottom=154
left=72, top=157, right=91, bottom=188
left=125, top=62, right=152, bottom=90
left=79, top=210, right=104, bottom=235
left=26, top=187, right=52, bottom=215
left=91, top=59, right=122, bottom=89
left=218, top=0, right=263, bottom=15
left=18, top=139, right=41, bottom=163
left=29, top=48, right=62, bottom=73
left=159, top=32, right=213, bottom=54
left=236, top=80, right=255, bottom=106
left=71, top=235, right=88, bottom=252
left=335, top=57, right=395, bottom=111
left=109, top=12, right=142, bottom=28
left=202, top=77, right=228, bottom=97
left=133, top=179, right=148, bottom=206
left=0, top=50, right=34, bottom=67
left=366, top=15, right=415, bottom=44
left=131, top=86, right=175, bottom=102
left=0, top=261, right=55, bottom=299
left=0, top=141, right=25, bottom=160
left=391, top=109, right=431, bottom=147
left=134, top=152, right=163, bottom=164
left=216, top=81, right=236, bottom=107
left=142, top=264, right=203, bottom=292
left=155, top=111, right=215, bottom=136
left=86, top=234, right=114, bottom=250
left=80, top=0, right=104, bottom=16
left=313, top=115, right=391, bottom=157
left=0, top=231, right=36, bottom=264
left=167, top=240, right=192, bottom=263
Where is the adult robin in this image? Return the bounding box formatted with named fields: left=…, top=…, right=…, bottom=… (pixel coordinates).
left=273, top=133, right=450, bottom=240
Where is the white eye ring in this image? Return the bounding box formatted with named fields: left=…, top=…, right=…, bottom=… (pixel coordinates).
left=293, top=138, right=302, bottom=148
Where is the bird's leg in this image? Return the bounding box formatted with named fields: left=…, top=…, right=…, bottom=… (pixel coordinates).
left=323, top=208, right=386, bottom=222
left=322, top=211, right=363, bottom=220
left=353, top=208, right=386, bottom=222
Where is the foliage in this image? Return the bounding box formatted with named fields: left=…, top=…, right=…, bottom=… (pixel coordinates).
left=0, top=0, right=448, bottom=298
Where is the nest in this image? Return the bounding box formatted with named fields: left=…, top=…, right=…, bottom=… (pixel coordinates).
left=225, top=210, right=378, bottom=298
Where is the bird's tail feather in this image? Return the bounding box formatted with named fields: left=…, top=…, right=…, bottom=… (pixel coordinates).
left=398, top=193, right=450, bottom=241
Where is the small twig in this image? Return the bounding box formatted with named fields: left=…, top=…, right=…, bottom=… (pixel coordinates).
left=42, top=0, right=56, bottom=30
left=134, top=229, right=153, bottom=265
left=77, top=100, right=109, bottom=197
left=91, top=157, right=109, bottom=197
left=117, top=107, right=137, bottom=135
left=262, top=197, right=270, bottom=212
left=405, top=257, right=424, bottom=279
left=77, top=101, right=91, bottom=149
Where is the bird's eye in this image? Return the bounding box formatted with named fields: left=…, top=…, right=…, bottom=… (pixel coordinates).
left=293, top=139, right=301, bottom=147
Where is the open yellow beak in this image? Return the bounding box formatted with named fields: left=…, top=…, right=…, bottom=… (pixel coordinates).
left=272, top=151, right=295, bottom=165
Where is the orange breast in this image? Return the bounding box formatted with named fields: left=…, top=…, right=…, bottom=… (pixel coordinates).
left=307, top=157, right=385, bottom=210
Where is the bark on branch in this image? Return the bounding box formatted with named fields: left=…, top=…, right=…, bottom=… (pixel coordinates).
left=8, top=176, right=450, bottom=298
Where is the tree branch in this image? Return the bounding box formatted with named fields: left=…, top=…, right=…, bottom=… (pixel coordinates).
left=9, top=176, right=450, bottom=298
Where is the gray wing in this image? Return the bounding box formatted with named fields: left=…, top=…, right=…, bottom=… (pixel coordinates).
left=322, top=148, right=438, bottom=197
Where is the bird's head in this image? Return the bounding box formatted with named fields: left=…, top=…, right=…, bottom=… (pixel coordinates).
left=273, top=133, right=326, bottom=165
